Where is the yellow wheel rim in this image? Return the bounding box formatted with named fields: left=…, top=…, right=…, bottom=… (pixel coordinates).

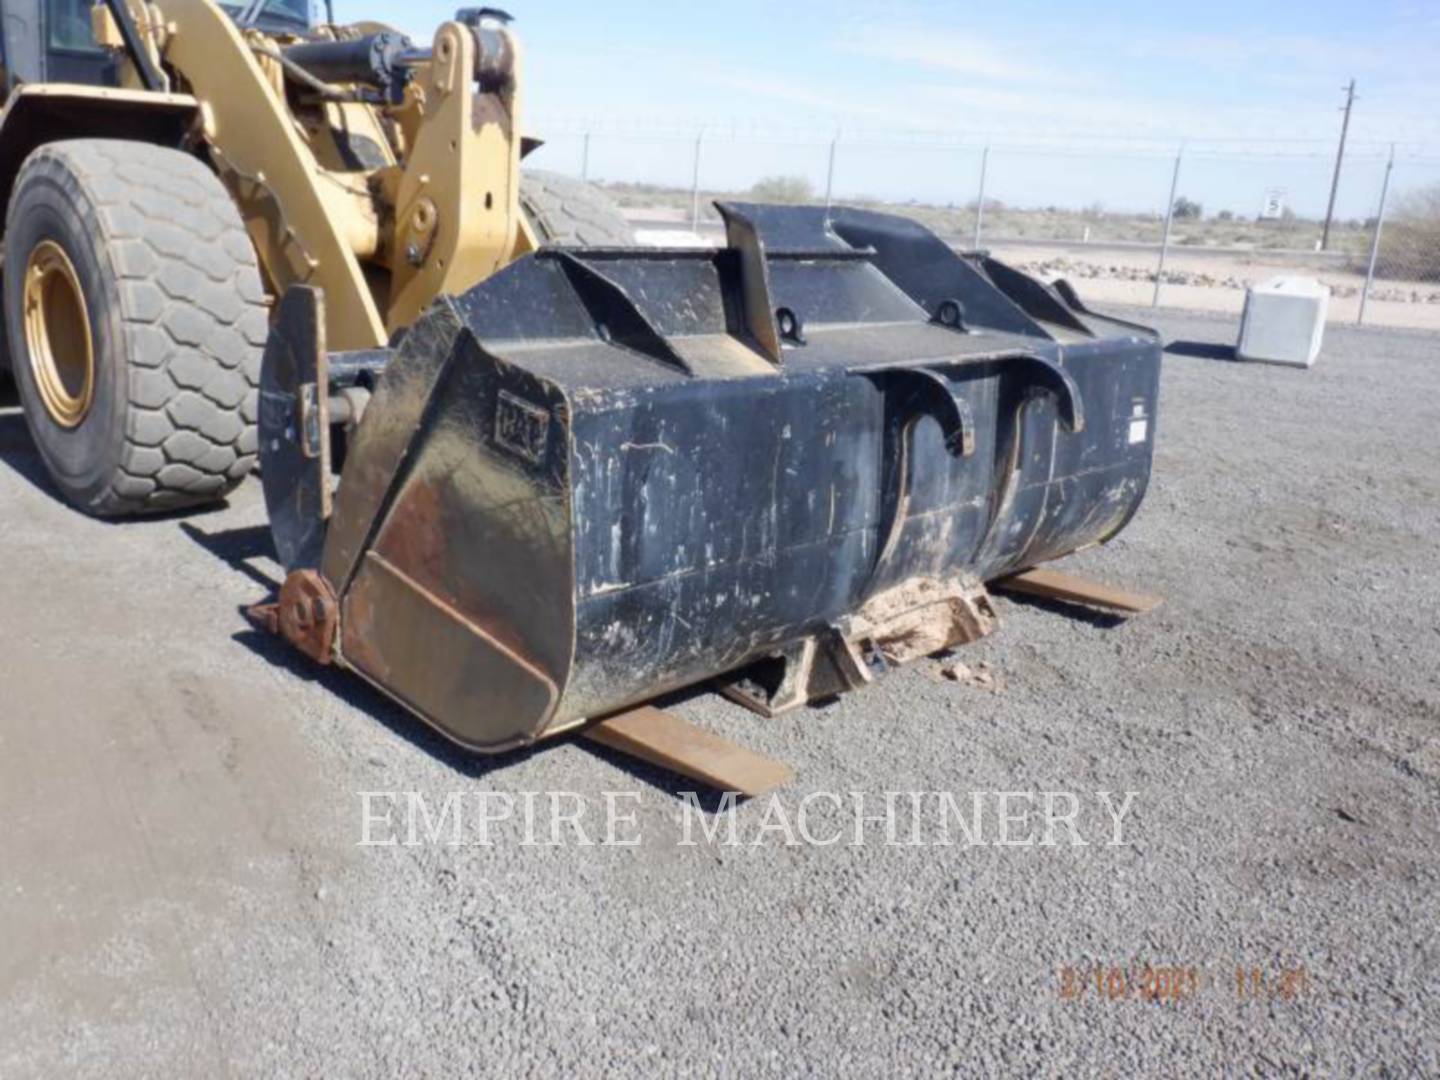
left=23, top=240, right=94, bottom=428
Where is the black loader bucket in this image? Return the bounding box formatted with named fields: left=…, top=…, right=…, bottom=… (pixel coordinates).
left=256, top=204, right=1162, bottom=752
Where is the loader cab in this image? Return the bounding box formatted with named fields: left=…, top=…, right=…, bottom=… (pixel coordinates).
left=0, top=0, right=117, bottom=92
left=0, top=0, right=311, bottom=97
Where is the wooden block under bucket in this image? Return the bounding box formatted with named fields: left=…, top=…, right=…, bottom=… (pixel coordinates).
left=583, top=706, right=793, bottom=798
left=994, top=568, right=1163, bottom=616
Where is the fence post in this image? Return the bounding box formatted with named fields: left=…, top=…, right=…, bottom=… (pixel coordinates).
left=690, top=128, right=706, bottom=233
left=824, top=132, right=839, bottom=213
left=1153, top=145, right=1184, bottom=308
left=972, top=145, right=989, bottom=250
left=580, top=132, right=591, bottom=182
left=1357, top=144, right=1395, bottom=327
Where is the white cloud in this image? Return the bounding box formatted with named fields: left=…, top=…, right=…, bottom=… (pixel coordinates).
left=835, top=27, right=1058, bottom=84
left=1121, top=31, right=1390, bottom=73
left=692, top=69, right=892, bottom=123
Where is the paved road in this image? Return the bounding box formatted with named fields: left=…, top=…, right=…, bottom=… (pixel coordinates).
left=626, top=216, right=1351, bottom=263
left=2, top=310, right=1437, bottom=1075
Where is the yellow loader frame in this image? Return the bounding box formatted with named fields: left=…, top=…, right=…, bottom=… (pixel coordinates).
left=0, top=0, right=536, bottom=350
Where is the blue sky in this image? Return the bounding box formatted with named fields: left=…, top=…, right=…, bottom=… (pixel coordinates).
left=338, top=0, right=1440, bottom=217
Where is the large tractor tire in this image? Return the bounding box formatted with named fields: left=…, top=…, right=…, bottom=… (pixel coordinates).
left=520, top=169, right=634, bottom=247
left=4, top=139, right=268, bottom=517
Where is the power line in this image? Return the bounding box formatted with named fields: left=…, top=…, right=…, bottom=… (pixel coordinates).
left=530, top=114, right=1438, bottom=160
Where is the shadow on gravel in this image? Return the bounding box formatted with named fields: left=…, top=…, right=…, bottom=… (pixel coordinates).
left=180, top=521, right=281, bottom=591
left=1166, top=339, right=1237, bottom=362
left=180, top=520, right=538, bottom=778
left=996, top=592, right=1127, bottom=629
left=567, top=681, right=766, bottom=806
left=182, top=519, right=726, bottom=790
left=181, top=518, right=764, bottom=794
left=236, top=607, right=750, bottom=796
left=0, top=409, right=61, bottom=499
left=575, top=735, right=748, bottom=807
left=231, top=620, right=552, bottom=780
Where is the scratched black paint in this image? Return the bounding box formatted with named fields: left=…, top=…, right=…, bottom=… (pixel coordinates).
left=260, top=203, right=1163, bottom=749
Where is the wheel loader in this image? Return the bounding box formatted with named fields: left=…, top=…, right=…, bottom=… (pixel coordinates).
left=0, top=0, right=1163, bottom=758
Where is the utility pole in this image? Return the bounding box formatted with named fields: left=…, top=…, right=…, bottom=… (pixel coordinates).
left=972, top=145, right=989, bottom=250
left=580, top=132, right=591, bottom=182
left=1322, top=79, right=1356, bottom=251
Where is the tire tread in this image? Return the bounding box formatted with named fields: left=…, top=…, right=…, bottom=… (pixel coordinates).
left=520, top=169, right=634, bottom=247
left=12, top=140, right=266, bottom=515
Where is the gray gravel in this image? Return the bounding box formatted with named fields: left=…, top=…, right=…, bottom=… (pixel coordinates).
left=2, top=308, right=1437, bottom=1076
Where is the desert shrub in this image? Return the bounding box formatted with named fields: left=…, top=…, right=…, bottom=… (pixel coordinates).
left=749, top=176, right=815, bottom=203
left=1378, top=183, right=1440, bottom=282
left=1172, top=196, right=1203, bottom=220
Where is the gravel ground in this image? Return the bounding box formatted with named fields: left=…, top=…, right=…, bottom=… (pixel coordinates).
left=1, top=308, right=1437, bottom=1076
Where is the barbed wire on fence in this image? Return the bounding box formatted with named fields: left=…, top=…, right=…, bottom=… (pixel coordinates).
left=526, top=118, right=1440, bottom=330
left=531, top=113, right=1440, bottom=165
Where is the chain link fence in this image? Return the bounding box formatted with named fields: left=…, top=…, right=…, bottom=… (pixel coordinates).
left=528, top=122, right=1440, bottom=332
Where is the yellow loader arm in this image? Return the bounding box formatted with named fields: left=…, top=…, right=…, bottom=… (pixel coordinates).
left=96, top=0, right=528, bottom=348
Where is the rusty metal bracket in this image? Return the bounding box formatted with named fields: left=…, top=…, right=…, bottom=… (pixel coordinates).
left=246, top=569, right=340, bottom=665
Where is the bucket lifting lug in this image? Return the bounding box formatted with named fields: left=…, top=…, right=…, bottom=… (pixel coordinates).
left=1008, top=352, right=1085, bottom=434
left=856, top=365, right=978, bottom=458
